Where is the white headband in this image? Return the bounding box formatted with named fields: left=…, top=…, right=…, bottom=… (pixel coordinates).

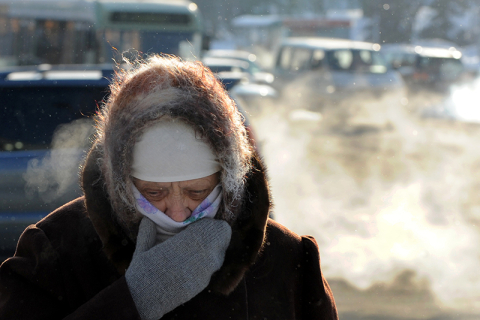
left=131, top=119, right=221, bottom=182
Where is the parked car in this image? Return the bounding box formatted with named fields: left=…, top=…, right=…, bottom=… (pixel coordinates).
left=272, top=37, right=405, bottom=109
left=202, top=56, right=278, bottom=107
left=229, top=80, right=277, bottom=113
left=381, top=43, right=466, bottom=92
left=205, top=65, right=278, bottom=115
left=0, top=64, right=261, bottom=261
left=203, top=51, right=275, bottom=85
left=0, top=64, right=113, bottom=259
left=202, top=57, right=256, bottom=88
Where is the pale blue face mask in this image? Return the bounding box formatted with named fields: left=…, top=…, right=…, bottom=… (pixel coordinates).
left=132, top=184, right=223, bottom=242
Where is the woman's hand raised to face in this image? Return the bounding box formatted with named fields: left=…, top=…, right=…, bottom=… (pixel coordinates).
left=125, top=216, right=232, bottom=320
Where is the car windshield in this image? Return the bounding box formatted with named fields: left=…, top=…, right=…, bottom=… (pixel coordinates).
left=326, top=49, right=388, bottom=73
left=1, top=86, right=106, bottom=151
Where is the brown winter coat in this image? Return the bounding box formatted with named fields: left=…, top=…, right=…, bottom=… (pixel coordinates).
left=0, top=147, right=338, bottom=319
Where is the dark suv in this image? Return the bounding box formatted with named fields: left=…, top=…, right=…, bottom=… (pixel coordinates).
left=0, top=65, right=113, bottom=259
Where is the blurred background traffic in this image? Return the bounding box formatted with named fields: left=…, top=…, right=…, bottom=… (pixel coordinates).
left=1, top=0, right=480, bottom=319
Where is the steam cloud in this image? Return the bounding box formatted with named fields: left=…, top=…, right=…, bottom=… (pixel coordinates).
left=23, top=118, right=95, bottom=203
left=246, top=81, right=480, bottom=317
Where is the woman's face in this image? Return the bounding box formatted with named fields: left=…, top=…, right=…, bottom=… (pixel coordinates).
left=132, top=173, right=220, bottom=222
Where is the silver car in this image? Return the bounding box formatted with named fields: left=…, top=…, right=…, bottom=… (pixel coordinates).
left=273, top=37, right=405, bottom=108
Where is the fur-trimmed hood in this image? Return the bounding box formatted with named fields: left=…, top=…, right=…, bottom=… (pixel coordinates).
left=93, top=56, right=254, bottom=239
left=80, top=56, right=273, bottom=295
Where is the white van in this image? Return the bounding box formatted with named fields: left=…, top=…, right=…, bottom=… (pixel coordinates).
left=273, top=37, right=405, bottom=108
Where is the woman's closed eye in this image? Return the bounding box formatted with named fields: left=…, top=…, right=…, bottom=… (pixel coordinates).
left=144, top=189, right=168, bottom=200
left=187, top=189, right=209, bottom=200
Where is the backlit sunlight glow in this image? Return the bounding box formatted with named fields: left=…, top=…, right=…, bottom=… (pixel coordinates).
left=448, top=77, right=480, bottom=123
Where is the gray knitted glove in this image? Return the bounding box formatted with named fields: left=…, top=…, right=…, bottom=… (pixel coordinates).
left=125, top=217, right=232, bottom=320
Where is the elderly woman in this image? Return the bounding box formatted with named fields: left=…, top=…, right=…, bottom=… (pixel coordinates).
left=0, top=56, right=338, bottom=319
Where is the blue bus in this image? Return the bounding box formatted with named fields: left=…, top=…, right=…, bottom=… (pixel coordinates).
left=0, top=0, right=205, bottom=67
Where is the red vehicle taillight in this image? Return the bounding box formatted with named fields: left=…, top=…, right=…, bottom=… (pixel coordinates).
left=412, top=72, right=429, bottom=81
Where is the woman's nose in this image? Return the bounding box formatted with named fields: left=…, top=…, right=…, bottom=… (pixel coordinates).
left=164, top=192, right=191, bottom=222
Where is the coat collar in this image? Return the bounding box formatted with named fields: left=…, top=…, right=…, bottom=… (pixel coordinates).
left=81, top=144, right=272, bottom=295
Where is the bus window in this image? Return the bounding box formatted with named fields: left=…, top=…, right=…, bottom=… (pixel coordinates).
left=0, top=16, right=14, bottom=64
left=103, top=29, right=141, bottom=57
left=13, top=19, right=36, bottom=66
left=103, top=29, right=200, bottom=60
left=34, top=20, right=65, bottom=64
left=76, top=28, right=100, bottom=64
